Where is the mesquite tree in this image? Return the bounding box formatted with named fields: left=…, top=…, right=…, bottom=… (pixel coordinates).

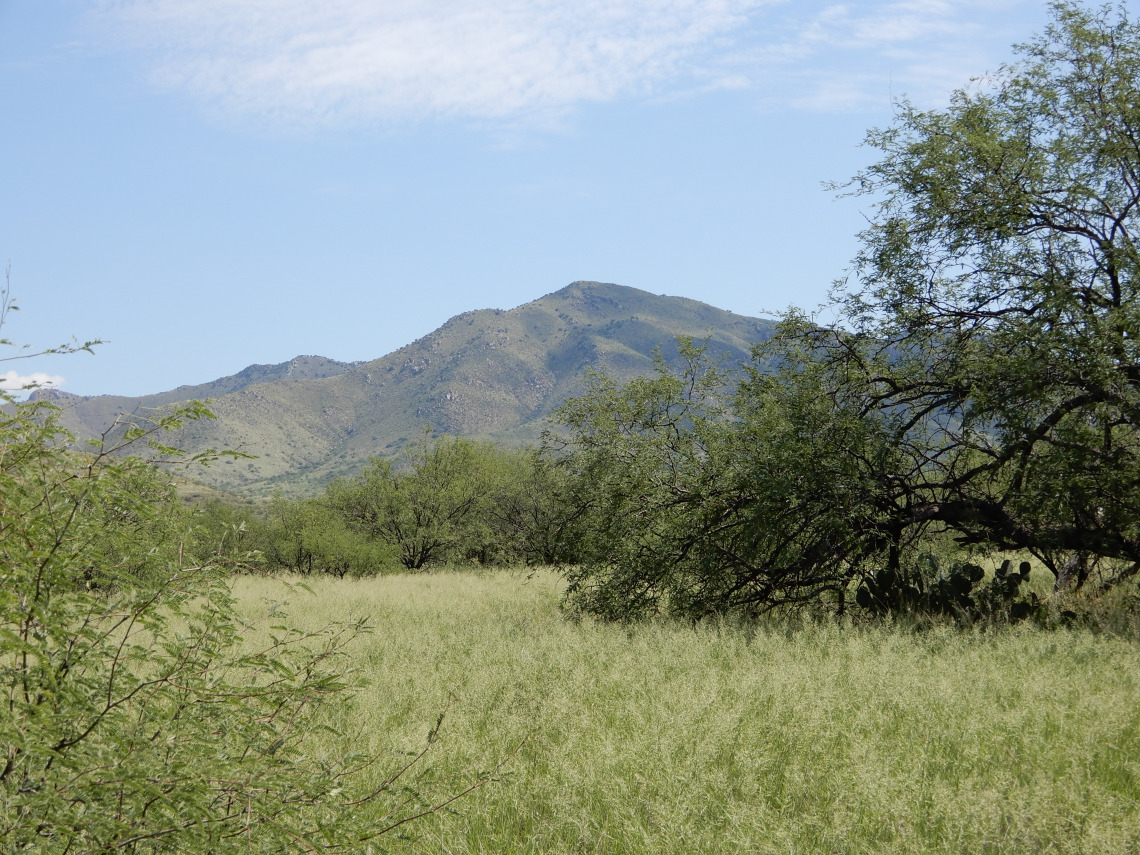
left=556, top=2, right=1140, bottom=619
left=820, top=0, right=1140, bottom=591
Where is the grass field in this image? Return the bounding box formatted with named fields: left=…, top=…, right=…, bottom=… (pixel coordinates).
left=231, top=570, right=1140, bottom=854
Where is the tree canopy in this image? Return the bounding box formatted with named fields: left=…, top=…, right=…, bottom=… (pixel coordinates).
left=828, top=0, right=1140, bottom=588
left=556, top=1, right=1140, bottom=620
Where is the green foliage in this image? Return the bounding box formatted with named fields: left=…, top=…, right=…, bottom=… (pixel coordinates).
left=554, top=336, right=938, bottom=620
left=0, top=296, right=471, bottom=850
left=183, top=498, right=263, bottom=564
left=328, top=437, right=496, bottom=570
left=827, top=0, right=1140, bottom=588
left=258, top=494, right=399, bottom=577
left=214, top=436, right=577, bottom=578
left=1, top=402, right=376, bottom=850
left=553, top=342, right=752, bottom=619
left=555, top=2, right=1140, bottom=622
left=482, top=447, right=584, bottom=566
left=326, top=436, right=578, bottom=571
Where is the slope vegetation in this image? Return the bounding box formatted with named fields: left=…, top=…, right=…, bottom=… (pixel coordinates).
left=44, top=282, right=772, bottom=495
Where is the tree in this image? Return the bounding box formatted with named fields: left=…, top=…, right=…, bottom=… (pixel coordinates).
left=553, top=343, right=758, bottom=619
left=483, top=447, right=585, bottom=567
left=324, top=440, right=580, bottom=570
left=258, top=494, right=397, bottom=577
left=553, top=339, right=922, bottom=619
left=812, top=0, right=1140, bottom=592
left=328, top=436, right=495, bottom=570
left=184, top=498, right=264, bottom=565
left=555, top=2, right=1140, bottom=620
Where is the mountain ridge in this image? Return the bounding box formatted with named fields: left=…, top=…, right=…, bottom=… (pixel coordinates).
left=30, top=354, right=357, bottom=408
left=45, top=282, right=774, bottom=495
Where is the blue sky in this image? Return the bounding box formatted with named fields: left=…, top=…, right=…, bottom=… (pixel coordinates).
left=1, top=0, right=1066, bottom=396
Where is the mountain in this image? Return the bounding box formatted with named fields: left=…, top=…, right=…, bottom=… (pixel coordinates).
left=32, top=355, right=357, bottom=435
left=42, top=282, right=774, bottom=496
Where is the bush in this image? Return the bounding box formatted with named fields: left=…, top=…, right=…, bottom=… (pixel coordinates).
left=0, top=330, right=464, bottom=850
left=258, top=494, right=400, bottom=577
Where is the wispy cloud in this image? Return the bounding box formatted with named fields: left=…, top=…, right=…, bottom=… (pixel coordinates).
left=93, top=0, right=1039, bottom=126
left=96, top=0, right=775, bottom=125
left=798, top=1, right=967, bottom=49
left=0, top=370, right=64, bottom=392
left=763, top=0, right=1034, bottom=111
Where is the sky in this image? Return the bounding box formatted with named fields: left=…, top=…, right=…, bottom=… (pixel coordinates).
left=0, top=0, right=1070, bottom=397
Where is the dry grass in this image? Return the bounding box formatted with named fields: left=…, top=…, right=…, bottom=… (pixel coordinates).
left=231, top=570, right=1140, bottom=854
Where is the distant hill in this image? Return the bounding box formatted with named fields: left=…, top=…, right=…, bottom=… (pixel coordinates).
left=34, top=354, right=357, bottom=438
left=41, top=282, right=774, bottom=496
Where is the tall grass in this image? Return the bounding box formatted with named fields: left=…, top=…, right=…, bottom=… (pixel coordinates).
left=231, top=571, right=1140, bottom=854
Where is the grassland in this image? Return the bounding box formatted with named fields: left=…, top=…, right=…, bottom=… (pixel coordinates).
left=231, top=570, right=1140, bottom=854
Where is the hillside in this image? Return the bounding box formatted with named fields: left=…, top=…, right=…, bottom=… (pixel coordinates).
left=34, top=355, right=357, bottom=439
left=44, top=282, right=773, bottom=496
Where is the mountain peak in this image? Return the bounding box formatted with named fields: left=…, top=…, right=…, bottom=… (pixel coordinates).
left=42, top=283, right=774, bottom=496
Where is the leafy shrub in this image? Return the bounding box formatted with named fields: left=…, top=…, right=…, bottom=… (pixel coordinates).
left=0, top=347, right=465, bottom=850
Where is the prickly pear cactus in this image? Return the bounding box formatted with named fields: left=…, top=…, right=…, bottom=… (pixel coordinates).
left=855, top=558, right=1039, bottom=622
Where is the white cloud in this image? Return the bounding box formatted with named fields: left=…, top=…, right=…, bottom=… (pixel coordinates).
left=92, top=0, right=1042, bottom=125
left=799, top=1, right=967, bottom=48
left=0, top=371, right=64, bottom=391
left=96, top=0, right=776, bottom=125
left=768, top=0, right=1036, bottom=110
